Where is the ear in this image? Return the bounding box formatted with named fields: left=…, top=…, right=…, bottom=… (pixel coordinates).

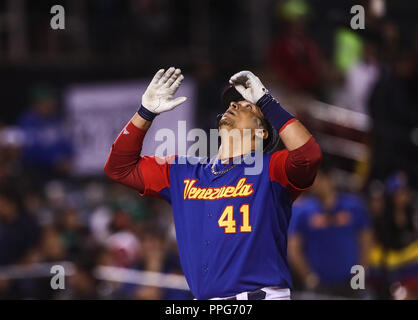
left=263, top=129, right=268, bottom=140
left=255, top=128, right=268, bottom=140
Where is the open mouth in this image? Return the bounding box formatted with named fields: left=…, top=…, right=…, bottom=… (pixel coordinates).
left=225, top=109, right=236, bottom=116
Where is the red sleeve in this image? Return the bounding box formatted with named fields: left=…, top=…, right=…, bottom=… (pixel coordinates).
left=104, top=121, right=174, bottom=198
left=138, top=154, right=175, bottom=197
left=269, top=136, right=322, bottom=201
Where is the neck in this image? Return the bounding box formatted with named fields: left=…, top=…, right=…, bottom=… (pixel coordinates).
left=218, top=131, right=254, bottom=160
left=319, top=190, right=336, bottom=210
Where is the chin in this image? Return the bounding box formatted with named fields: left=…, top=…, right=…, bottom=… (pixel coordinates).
left=218, top=117, right=234, bottom=128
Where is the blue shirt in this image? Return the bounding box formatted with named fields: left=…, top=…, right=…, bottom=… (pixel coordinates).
left=18, top=111, right=73, bottom=169
left=289, top=194, right=371, bottom=285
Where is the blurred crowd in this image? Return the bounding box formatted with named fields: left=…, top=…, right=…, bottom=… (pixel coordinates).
left=0, top=86, right=190, bottom=299
left=0, top=0, right=418, bottom=299
left=0, top=142, right=191, bottom=299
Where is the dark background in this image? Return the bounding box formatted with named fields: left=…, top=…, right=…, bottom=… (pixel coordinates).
left=0, top=0, right=417, bottom=300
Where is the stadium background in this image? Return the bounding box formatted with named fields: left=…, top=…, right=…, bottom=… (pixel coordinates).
left=0, top=0, right=417, bottom=300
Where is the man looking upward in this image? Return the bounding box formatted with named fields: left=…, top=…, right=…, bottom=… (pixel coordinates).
left=105, top=67, right=322, bottom=300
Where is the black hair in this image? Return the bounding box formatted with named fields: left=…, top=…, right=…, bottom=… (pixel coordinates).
left=258, top=116, right=280, bottom=153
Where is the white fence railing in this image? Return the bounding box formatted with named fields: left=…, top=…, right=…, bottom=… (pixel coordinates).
left=0, top=262, right=356, bottom=299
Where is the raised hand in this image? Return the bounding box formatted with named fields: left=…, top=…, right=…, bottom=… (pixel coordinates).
left=229, top=70, right=268, bottom=104
left=142, top=67, right=187, bottom=115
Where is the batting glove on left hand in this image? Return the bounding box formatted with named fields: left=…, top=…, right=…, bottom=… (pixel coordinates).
left=229, top=70, right=268, bottom=104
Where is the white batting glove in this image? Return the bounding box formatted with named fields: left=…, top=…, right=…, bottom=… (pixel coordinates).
left=142, top=67, right=187, bottom=114
left=229, top=70, right=268, bottom=104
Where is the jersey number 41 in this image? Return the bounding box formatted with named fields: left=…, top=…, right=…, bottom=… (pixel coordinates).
left=218, top=204, right=252, bottom=234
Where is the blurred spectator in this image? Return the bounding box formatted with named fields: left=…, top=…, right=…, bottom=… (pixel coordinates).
left=332, top=37, right=380, bottom=115
left=288, top=167, right=373, bottom=298
left=62, top=264, right=99, bottom=300
left=368, top=44, right=411, bottom=183
left=17, top=84, right=73, bottom=181
left=57, top=246, right=105, bottom=300
left=0, top=143, right=24, bottom=191
left=398, top=29, right=418, bottom=188
left=131, top=227, right=165, bottom=300
left=0, top=188, right=40, bottom=266
left=106, top=231, right=141, bottom=268
left=377, top=172, right=417, bottom=249
left=57, top=207, right=90, bottom=260
left=268, top=0, right=322, bottom=94
left=136, top=226, right=192, bottom=300
left=368, top=171, right=418, bottom=299
left=333, top=27, right=364, bottom=76
left=40, top=226, right=67, bottom=263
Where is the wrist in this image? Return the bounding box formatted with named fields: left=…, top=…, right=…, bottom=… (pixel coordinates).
left=257, top=93, right=295, bottom=132
left=256, top=93, right=274, bottom=110
left=131, top=113, right=152, bottom=131
left=137, top=105, right=157, bottom=122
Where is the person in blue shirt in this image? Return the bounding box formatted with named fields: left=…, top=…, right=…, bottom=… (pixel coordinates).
left=18, top=85, right=73, bottom=179
left=288, top=166, right=373, bottom=298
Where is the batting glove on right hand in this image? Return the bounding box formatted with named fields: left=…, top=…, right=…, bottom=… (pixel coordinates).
left=142, top=67, right=187, bottom=114
left=229, top=70, right=268, bottom=104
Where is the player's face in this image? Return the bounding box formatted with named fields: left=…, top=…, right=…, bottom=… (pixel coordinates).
left=219, top=100, right=265, bottom=132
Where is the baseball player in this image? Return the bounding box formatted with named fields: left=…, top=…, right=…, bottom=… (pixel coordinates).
left=104, top=67, right=322, bottom=300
